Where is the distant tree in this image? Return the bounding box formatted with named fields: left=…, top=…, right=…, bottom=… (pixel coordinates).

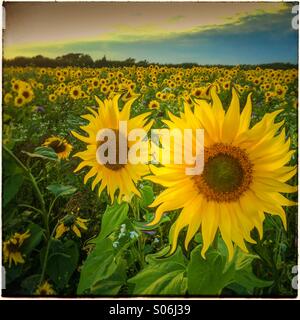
left=2, top=53, right=298, bottom=69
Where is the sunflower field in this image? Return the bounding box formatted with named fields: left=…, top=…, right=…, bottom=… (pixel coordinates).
left=2, top=65, right=298, bottom=297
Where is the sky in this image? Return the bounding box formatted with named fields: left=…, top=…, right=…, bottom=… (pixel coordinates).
left=3, top=2, right=298, bottom=64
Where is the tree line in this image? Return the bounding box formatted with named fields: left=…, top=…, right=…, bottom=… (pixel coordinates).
left=3, top=53, right=297, bottom=69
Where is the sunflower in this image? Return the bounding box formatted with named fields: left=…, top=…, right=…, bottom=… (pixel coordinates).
left=35, top=281, right=55, bottom=296
left=149, top=100, right=160, bottom=110
left=14, top=95, right=25, bottom=107
left=43, top=136, right=72, bottom=159
left=55, top=215, right=89, bottom=239
left=3, top=230, right=30, bottom=267
left=192, top=87, right=203, bottom=99
left=222, top=81, right=231, bottom=90
left=4, top=93, right=13, bottom=104
left=147, top=87, right=297, bottom=260
left=19, top=87, right=34, bottom=102
left=70, top=86, right=82, bottom=100
left=72, top=94, right=153, bottom=202
left=49, top=93, right=57, bottom=102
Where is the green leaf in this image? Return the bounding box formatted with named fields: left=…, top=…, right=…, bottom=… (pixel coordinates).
left=22, top=223, right=44, bottom=255
left=21, top=274, right=41, bottom=294
left=22, top=146, right=59, bottom=161
left=233, top=266, right=273, bottom=294
left=77, top=238, right=126, bottom=295
left=46, top=184, right=77, bottom=198
left=3, top=153, right=24, bottom=177
left=5, top=265, right=23, bottom=284
left=128, top=247, right=187, bottom=295
left=187, top=241, right=272, bottom=295
left=45, top=239, right=79, bottom=289
left=91, top=258, right=127, bottom=295
left=3, top=174, right=24, bottom=207
left=94, top=202, right=129, bottom=241
left=139, top=185, right=154, bottom=208
left=187, top=245, right=235, bottom=295
left=230, top=250, right=273, bottom=294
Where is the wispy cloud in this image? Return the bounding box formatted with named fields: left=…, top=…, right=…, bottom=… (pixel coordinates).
left=4, top=2, right=296, bottom=64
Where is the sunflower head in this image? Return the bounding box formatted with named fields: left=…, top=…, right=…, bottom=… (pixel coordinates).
left=72, top=94, right=153, bottom=203
left=35, top=281, right=55, bottom=296
left=43, top=136, right=72, bottom=159
left=149, top=100, right=160, bottom=110
left=3, top=230, right=30, bottom=267
left=147, top=86, right=297, bottom=260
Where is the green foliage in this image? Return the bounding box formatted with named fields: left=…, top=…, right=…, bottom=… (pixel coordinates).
left=2, top=64, right=297, bottom=297
left=139, top=185, right=154, bottom=208
left=46, top=184, right=77, bottom=198
left=128, top=247, right=187, bottom=295
left=43, top=239, right=79, bottom=289
left=187, top=242, right=272, bottom=295
left=23, top=146, right=59, bottom=161
left=94, top=202, right=129, bottom=241
left=77, top=238, right=126, bottom=295
left=22, top=223, right=44, bottom=255
left=3, top=174, right=24, bottom=207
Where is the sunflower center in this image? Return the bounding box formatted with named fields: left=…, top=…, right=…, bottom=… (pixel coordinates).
left=39, top=289, right=47, bottom=295
left=96, top=129, right=127, bottom=171
left=7, top=241, right=20, bottom=253
left=194, top=143, right=253, bottom=202
left=203, top=154, right=243, bottom=193
left=22, top=91, right=30, bottom=99
left=48, top=140, right=67, bottom=153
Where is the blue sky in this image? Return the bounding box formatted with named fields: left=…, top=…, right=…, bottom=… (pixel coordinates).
left=4, top=2, right=298, bottom=64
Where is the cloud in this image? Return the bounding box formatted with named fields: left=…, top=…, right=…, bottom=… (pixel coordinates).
left=168, top=15, right=185, bottom=23
left=4, top=4, right=297, bottom=64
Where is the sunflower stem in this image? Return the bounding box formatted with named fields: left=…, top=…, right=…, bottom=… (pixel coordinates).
left=39, top=221, right=60, bottom=286
left=131, top=196, right=145, bottom=268
left=3, top=145, right=49, bottom=238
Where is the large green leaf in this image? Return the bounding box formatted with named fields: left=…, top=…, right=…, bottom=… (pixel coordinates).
left=22, top=223, right=44, bottom=255
left=3, top=174, right=24, bottom=207
left=94, top=202, right=129, bottom=241
left=91, top=258, right=127, bottom=295
left=139, top=185, right=154, bottom=208
left=187, top=245, right=235, bottom=295
left=21, top=274, right=41, bottom=294
left=77, top=238, right=126, bottom=295
left=230, top=249, right=273, bottom=294
left=3, top=153, right=24, bottom=177
left=22, top=146, right=59, bottom=161
left=187, top=242, right=273, bottom=296
left=128, top=247, right=187, bottom=295
left=233, top=266, right=273, bottom=294
left=45, top=239, right=79, bottom=289
left=46, top=184, right=77, bottom=198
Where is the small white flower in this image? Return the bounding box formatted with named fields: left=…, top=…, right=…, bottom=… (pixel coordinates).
left=129, top=231, right=139, bottom=239
left=118, top=232, right=126, bottom=239
left=112, top=241, right=119, bottom=248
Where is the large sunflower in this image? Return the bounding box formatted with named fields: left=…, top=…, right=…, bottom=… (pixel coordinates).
left=147, top=87, right=297, bottom=259
left=72, top=94, right=153, bottom=202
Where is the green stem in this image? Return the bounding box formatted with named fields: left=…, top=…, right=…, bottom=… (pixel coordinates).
left=39, top=221, right=59, bottom=286
left=18, top=204, right=44, bottom=215
left=3, top=145, right=49, bottom=237
left=131, top=196, right=145, bottom=268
